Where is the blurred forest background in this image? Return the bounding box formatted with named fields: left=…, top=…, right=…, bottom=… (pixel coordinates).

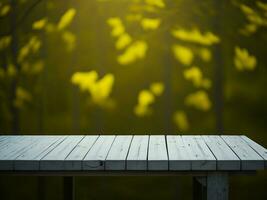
left=0, top=0, right=267, bottom=199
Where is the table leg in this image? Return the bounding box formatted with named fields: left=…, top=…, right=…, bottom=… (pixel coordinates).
left=193, top=173, right=228, bottom=200
left=63, top=176, right=75, bottom=200
left=193, top=176, right=207, bottom=200
left=206, top=173, right=228, bottom=200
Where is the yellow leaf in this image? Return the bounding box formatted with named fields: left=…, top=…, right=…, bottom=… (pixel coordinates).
left=234, top=46, right=257, bottom=71
left=57, top=8, right=76, bottom=31
left=173, top=111, right=189, bottom=131
left=0, top=36, right=12, bottom=50
left=185, top=90, right=211, bottom=111
left=172, top=45, right=194, bottom=66
left=183, top=67, right=203, bottom=87
left=172, top=28, right=220, bottom=46
left=0, top=4, right=10, bottom=17
left=71, top=71, right=98, bottom=92
left=150, top=82, right=164, bottom=96
left=62, top=31, right=76, bottom=51
left=17, top=36, right=41, bottom=63
left=117, top=40, right=148, bottom=65
left=140, top=18, right=161, bottom=30
left=134, top=104, right=152, bottom=117
left=115, top=33, right=132, bottom=50
left=107, top=17, right=125, bottom=37
left=145, top=0, right=165, bottom=8
left=14, top=86, right=32, bottom=108
left=32, top=18, right=47, bottom=30
left=138, top=90, right=155, bottom=106
left=91, top=74, right=115, bottom=103
left=199, top=48, right=212, bottom=62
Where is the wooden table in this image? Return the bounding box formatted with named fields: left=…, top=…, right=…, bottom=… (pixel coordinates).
left=0, top=135, right=266, bottom=200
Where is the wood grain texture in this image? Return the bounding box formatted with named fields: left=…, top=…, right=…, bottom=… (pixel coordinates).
left=241, top=136, right=267, bottom=168
left=105, top=135, right=133, bottom=170
left=202, top=136, right=240, bottom=170
left=127, top=135, right=149, bottom=170
left=40, top=136, right=84, bottom=170
left=83, top=135, right=115, bottom=170
left=148, top=135, right=168, bottom=170
left=182, top=136, right=216, bottom=170
left=221, top=136, right=264, bottom=170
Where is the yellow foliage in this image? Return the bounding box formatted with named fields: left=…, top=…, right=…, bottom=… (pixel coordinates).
left=150, top=82, right=164, bottom=96
left=199, top=48, right=212, bottom=62
left=62, top=31, right=76, bottom=52
left=134, top=89, right=155, bottom=117
left=172, top=45, right=194, bottom=66
left=134, top=104, right=152, bottom=117
left=90, top=74, right=115, bottom=103
left=115, top=33, right=132, bottom=50
left=0, top=36, right=12, bottom=50
left=14, top=87, right=32, bottom=108
left=138, top=90, right=155, bottom=106
left=107, top=17, right=125, bottom=37
left=145, top=0, right=165, bottom=8
left=117, top=40, right=148, bottom=65
left=71, top=71, right=115, bottom=106
left=0, top=4, right=10, bottom=17
left=183, top=66, right=211, bottom=89
left=71, top=71, right=98, bottom=92
left=257, top=1, right=267, bottom=12
left=234, top=46, right=257, bottom=71
left=17, top=36, right=42, bottom=63
left=173, top=111, right=189, bottom=131
left=7, top=64, right=17, bottom=77
left=185, top=90, right=211, bottom=111
left=32, top=18, right=47, bottom=30
left=21, top=60, right=44, bottom=74
left=172, top=28, right=220, bottom=46
left=57, top=8, right=76, bottom=31
left=141, top=18, right=161, bottom=30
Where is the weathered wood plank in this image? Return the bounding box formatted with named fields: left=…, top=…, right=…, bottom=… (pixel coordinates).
left=40, top=136, right=84, bottom=170
left=0, top=136, right=40, bottom=170
left=148, top=135, right=168, bottom=170
left=127, top=135, right=149, bottom=170
left=241, top=136, right=267, bottom=168
left=182, top=136, right=216, bottom=170
left=221, top=136, right=264, bottom=170
left=105, top=135, right=133, bottom=170
left=64, top=135, right=99, bottom=170
left=207, top=173, right=229, bottom=200
left=14, top=136, right=64, bottom=170
left=167, top=135, right=191, bottom=170
left=202, top=136, right=240, bottom=170
left=83, top=135, right=115, bottom=170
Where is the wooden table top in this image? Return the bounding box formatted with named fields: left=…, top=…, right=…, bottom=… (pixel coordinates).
left=0, top=135, right=266, bottom=172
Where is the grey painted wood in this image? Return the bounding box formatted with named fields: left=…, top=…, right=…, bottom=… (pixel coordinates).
left=167, top=135, right=191, bottom=170
left=64, top=135, right=99, bottom=170
left=40, top=136, right=84, bottom=170
left=0, top=136, right=23, bottom=151
left=202, top=136, right=240, bottom=170
left=148, top=135, right=168, bottom=170
left=0, top=136, right=40, bottom=170
left=127, top=135, right=149, bottom=170
left=241, top=136, right=267, bottom=168
left=83, top=135, right=115, bottom=170
left=222, top=136, right=264, bottom=170
left=207, top=173, right=229, bottom=200
left=182, top=136, right=216, bottom=170
left=105, top=135, right=133, bottom=170
left=14, top=136, right=64, bottom=170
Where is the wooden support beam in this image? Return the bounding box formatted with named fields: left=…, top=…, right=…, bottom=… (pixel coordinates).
left=63, top=176, right=75, bottom=200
